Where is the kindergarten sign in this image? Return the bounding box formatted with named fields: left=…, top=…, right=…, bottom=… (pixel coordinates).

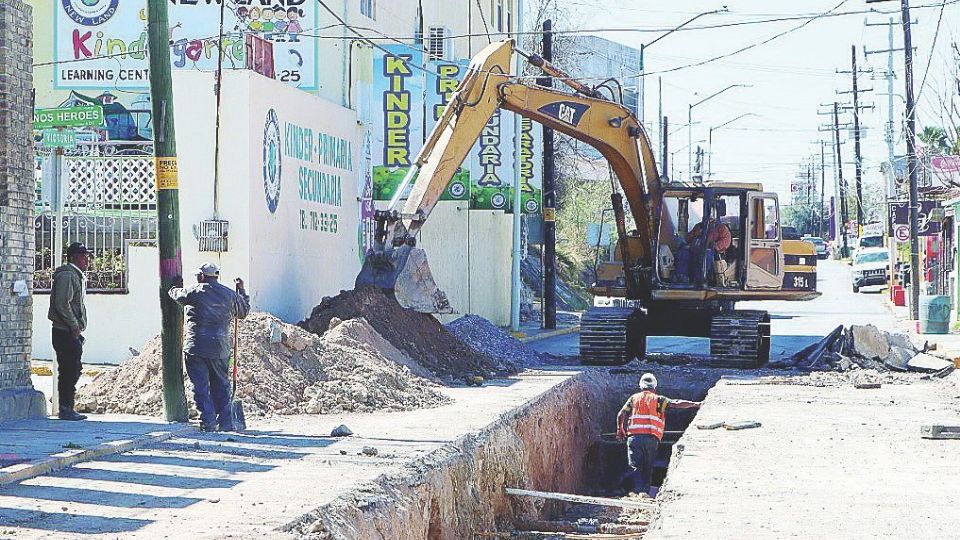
left=54, top=0, right=318, bottom=90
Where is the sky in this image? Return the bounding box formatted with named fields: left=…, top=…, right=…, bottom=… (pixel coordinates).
left=546, top=0, right=960, bottom=204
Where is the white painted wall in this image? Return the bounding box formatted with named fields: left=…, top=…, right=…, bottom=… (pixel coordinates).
left=32, top=245, right=161, bottom=363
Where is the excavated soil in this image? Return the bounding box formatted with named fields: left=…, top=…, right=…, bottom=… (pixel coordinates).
left=76, top=312, right=448, bottom=417
left=300, top=287, right=513, bottom=380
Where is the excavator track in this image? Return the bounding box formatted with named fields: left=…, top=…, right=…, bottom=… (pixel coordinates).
left=580, top=307, right=635, bottom=365
left=709, top=310, right=771, bottom=368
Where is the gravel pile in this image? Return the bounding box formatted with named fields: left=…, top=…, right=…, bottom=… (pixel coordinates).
left=301, top=286, right=513, bottom=380
left=76, top=312, right=448, bottom=417
left=445, top=314, right=548, bottom=368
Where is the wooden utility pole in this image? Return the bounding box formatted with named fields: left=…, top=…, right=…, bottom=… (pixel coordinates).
left=850, top=45, right=866, bottom=229
left=833, top=103, right=850, bottom=258
left=539, top=19, right=556, bottom=329
left=147, top=0, right=187, bottom=422
left=900, top=0, right=921, bottom=320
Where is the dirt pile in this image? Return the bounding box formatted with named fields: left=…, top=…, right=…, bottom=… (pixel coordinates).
left=300, top=286, right=512, bottom=379
left=445, top=314, right=548, bottom=368
left=76, top=312, right=448, bottom=417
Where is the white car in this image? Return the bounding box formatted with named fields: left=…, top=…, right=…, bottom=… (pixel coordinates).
left=852, top=234, right=884, bottom=261
left=851, top=248, right=889, bottom=293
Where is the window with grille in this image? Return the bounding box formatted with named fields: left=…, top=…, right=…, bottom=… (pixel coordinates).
left=506, top=0, right=513, bottom=33
left=496, top=0, right=503, bottom=32
left=428, top=26, right=452, bottom=60
left=360, top=0, right=375, bottom=19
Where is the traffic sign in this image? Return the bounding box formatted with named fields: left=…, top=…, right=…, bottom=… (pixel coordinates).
left=33, top=106, right=104, bottom=129
left=894, top=224, right=910, bottom=243
left=41, top=129, right=77, bottom=149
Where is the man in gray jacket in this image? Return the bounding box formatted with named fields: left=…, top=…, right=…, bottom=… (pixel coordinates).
left=48, top=242, right=92, bottom=420
left=169, top=263, right=250, bottom=431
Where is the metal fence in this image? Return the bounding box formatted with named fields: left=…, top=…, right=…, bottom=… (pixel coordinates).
left=35, top=156, right=158, bottom=293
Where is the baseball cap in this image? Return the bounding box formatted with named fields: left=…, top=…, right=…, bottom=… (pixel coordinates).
left=639, top=373, right=658, bottom=390
left=198, top=263, right=220, bottom=277
left=66, top=242, right=93, bottom=256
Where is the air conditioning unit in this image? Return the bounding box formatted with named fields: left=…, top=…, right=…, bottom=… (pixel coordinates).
left=198, top=219, right=229, bottom=252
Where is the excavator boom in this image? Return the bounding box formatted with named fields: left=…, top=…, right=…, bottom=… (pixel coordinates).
left=356, top=39, right=661, bottom=312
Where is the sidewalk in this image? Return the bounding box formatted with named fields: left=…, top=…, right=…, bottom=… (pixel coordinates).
left=885, top=297, right=960, bottom=358
left=1, top=415, right=195, bottom=485
left=517, top=308, right=581, bottom=343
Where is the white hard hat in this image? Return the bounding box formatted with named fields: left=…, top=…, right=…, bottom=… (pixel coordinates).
left=198, top=263, right=220, bottom=277
left=639, top=373, right=658, bottom=390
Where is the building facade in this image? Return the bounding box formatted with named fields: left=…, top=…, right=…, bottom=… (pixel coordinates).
left=0, top=1, right=45, bottom=420
left=27, top=0, right=528, bottom=364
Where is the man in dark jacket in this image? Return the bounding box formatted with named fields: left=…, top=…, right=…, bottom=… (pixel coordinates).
left=169, top=263, right=250, bottom=431
left=48, top=242, right=92, bottom=420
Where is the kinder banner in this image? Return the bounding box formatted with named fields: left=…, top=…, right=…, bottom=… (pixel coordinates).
left=371, top=45, right=425, bottom=201
left=54, top=0, right=318, bottom=90
left=470, top=108, right=515, bottom=211
left=516, top=117, right=543, bottom=214
left=425, top=59, right=470, bottom=202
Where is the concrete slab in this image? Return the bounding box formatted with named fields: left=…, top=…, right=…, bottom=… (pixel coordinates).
left=0, top=369, right=580, bottom=539
left=648, top=377, right=960, bottom=540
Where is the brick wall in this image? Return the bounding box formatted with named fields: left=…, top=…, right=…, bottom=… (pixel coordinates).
left=0, top=0, right=44, bottom=421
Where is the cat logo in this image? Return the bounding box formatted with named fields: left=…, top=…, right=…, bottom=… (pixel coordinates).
left=538, top=101, right=590, bottom=127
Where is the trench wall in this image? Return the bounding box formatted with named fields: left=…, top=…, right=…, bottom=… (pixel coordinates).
left=284, top=370, right=615, bottom=539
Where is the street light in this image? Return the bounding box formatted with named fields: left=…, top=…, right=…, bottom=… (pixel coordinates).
left=688, top=84, right=751, bottom=182
left=640, top=7, right=729, bottom=127
left=708, top=113, right=758, bottom=178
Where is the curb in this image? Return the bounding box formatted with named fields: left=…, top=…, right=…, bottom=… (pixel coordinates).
left=519, top=325, right=580, bottom=344
left=0, top=424, right=196, bottom=486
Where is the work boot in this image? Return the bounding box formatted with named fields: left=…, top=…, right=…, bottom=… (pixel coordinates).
left=58, top=407, right=87, bottom=421
left=199, top=422, right=218, bottom=432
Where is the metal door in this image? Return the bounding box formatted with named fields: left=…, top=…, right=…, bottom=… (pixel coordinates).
left=745, top=192, right=784, bottom=289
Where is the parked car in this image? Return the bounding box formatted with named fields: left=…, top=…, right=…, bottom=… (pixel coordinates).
left=851, top=248, right=889, bottom=293
left=802, top=236, right=828, bottom=259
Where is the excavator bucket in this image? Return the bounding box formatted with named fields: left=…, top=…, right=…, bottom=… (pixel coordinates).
left=356, top=245, right=452, bottom=314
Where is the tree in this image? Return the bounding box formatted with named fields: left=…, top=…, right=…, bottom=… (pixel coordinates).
left=918, top=126, right=955, bottom=154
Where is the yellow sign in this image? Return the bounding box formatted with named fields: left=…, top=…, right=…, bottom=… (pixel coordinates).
left=543, top=207, right=556, bottom=222
left=155, top=157, right=179, bottom=190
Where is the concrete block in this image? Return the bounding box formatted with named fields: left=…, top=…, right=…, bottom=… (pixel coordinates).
left=0, top=387, right=46, bottom=421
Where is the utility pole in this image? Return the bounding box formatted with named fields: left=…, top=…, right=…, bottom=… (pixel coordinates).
left=539, top=19, right=556, bottom=329
left=850, top=46, right=866, bottom=229
left=836, top=47, right=873, bottom=232
left=833, top=103, right=850, bottom=257
left=661, top=116, right=669, bottom=180
left=901, top=0, right=921, bottom=320
left=147, top=0, right=188, bottom=422
left=820, top=141, right=827, bottom=238
left=867, top=0, right=921, bottom=319
left=509, top=0, right=524, bottom=331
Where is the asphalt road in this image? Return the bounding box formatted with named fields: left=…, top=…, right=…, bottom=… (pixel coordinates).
left=533, top=259, right=894, bottom=361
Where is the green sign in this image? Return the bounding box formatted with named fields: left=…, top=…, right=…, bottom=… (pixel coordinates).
left=33, top=106, right=104, bottom=129
left=42, top=129, right=77, bottom=149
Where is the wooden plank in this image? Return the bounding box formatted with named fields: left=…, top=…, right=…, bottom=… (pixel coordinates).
left=505, top=488, right=656, bottom=509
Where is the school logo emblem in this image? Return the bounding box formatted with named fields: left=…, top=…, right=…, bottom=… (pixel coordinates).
left=61, top=0, right=119, bottom=26
left=524, top=198, right=540, bottom=213
left=490, top=192, right=507, bottom=209
left=262, top=109, right=282, bottom=214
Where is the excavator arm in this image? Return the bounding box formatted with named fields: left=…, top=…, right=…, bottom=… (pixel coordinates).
left=356, top=39, right=662, bottom=312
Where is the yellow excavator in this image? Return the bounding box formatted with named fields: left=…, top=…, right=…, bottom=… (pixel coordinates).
left=356, top=39, right=820, bottom=368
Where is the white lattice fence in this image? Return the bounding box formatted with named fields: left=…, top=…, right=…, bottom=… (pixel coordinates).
left=66, top=157, right=156, bottom=204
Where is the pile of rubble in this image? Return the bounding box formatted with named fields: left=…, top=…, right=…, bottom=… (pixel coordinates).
left=445, top=315, right=550, bottom=368
left=301, top=286, right=513, bottom=380
left=771, top=324, right=956, bottom=375
left=76, top=312, right=448, bottom=417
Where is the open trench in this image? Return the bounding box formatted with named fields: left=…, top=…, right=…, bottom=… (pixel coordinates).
left=285, top=367, right=727, bottom=540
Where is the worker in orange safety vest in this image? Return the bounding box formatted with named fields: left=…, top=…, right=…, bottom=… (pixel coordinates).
left=616, top=373, right=702, bottom=496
